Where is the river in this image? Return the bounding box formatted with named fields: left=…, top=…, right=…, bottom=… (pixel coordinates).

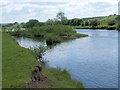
left=15, top=29, right=118, bottom=88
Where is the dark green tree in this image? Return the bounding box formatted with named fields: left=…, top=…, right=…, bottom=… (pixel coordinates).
left=85, top=21, right=89, bottom=26
left=56, top=11, right=67, bottom=24
left=23, top=19, right=39, bottom=28
left=90, top=19, right=100, bottom=27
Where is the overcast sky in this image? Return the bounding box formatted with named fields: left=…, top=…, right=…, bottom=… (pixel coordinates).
left=0, top=0, right=119, bottom=23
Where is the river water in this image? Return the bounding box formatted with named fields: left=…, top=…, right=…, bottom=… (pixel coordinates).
left=15, top=29, right=118, bottom=88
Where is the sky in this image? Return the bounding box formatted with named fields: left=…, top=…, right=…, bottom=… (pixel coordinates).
left=0, top=0, right=119, bottom=23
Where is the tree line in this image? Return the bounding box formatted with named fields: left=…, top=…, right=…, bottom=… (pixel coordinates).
left=2, top=11, right=119, bottom=30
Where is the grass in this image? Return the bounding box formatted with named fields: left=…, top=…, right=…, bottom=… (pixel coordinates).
left=2, top=32, right=84, bottom=88
left=2, top=32, right=39, bottom=88
left=42, top=68, right=84, bottom=88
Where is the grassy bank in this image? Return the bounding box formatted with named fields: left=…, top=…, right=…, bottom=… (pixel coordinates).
left=2, top=32, right=39, bottom=88
left=2, top=32, right=84, bottom=88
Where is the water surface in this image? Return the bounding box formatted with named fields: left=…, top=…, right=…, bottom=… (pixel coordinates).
left=15, top=29, right=118, bottom=88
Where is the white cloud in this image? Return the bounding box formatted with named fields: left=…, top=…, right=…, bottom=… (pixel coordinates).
left=0, top=0, right=119, bottom=23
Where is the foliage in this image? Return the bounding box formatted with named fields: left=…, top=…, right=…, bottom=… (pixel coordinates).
left=10, top=25, right=76, bottom=37
left=23, top=19, right=44, bottom=28
left=89, top=19, right=100, bottom=27
left=56, top=11, right=67, bottom=22
left=68, top=18, right=83, bottom=26
left=30, top=45, right=47, bottom=59
left=46, top=11, right=68, bottom=25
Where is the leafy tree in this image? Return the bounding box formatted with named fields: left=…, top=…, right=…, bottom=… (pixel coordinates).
left=67, top=19, right=83, bottom=26
left=23, top=19, right=39, bottom=28
left=56, top=11, right=67, bottom=24
left=90, top=19, right=100, bottom=27
left=81, top=21, right=85, bottom=26
left=46, top=18, right=60, bottom=25
left=46, top=19, right=54, bottom=25
left=85, top=21, right=89, bottom=26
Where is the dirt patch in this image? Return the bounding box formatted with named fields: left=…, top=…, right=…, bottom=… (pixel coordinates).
left=26, top=64, right=50, bottom=88
left=27, top=75, right=50, bottom=88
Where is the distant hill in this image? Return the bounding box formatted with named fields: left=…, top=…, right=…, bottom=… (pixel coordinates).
left=82, top=15, right=117, bottom=20
left=71, top=14, right=118, bottom=30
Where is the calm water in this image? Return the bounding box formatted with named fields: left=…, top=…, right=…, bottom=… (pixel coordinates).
left=15, top=29, right=118, bottom=88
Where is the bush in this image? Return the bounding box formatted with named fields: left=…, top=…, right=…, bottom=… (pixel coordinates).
left=30, top=45, right=47, bottom=59
left=46, top=34, right=62, bottom=45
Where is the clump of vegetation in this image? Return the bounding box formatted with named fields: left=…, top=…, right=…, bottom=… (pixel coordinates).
left=75, top=33, right=88, bottom=38
left=45, top=34, right=62, bottom=45
left=30, top=45, right=47, bottom=59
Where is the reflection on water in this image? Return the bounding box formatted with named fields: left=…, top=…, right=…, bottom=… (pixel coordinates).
left=15, top=37, right=46, bottom=48
left=15, top=29, right=118, bottom=88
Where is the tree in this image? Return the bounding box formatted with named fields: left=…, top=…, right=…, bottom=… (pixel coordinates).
left=56, top=11, right=67, bottom=24
left=67, top=19, right=83, bottom=26
left=23, top=19, right=39, bottom=28
left=46, top=18, right=60, bottom=25
left=46, top=19, right=54, bottom=25
left=81, top=21, right=85, bottom=26
left=90, top=19, right=100, bottom=27
left=85, top=21, right=89, bottom=26
left=12, top=23, right=21, bottom=31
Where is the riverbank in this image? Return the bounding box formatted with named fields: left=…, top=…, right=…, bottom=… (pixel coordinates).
left=2, top=32, right=84, bottom=88
left=72, top=25, right=117, bottom=30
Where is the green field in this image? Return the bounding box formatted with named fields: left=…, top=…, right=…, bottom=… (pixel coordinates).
left=2, top=32, right=39, bottom=88
left=71, top=15, right=118, bottom=30
left=2, top=32, right=84, bottom=88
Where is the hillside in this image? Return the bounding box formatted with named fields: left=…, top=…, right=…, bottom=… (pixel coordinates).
left=70, top=14, right=118, bottom=30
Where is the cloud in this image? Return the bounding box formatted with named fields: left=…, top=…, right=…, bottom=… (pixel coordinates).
left=0, top=0, right=119, bottom=23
